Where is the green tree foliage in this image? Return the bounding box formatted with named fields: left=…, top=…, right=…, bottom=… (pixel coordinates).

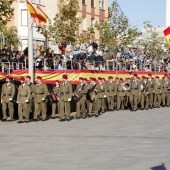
left=0, top=0, right=14, bottom=25
left=134, top=21, right=166, bottom=60
left=40, top=0, right=82, bottom=45
left=95, top=1, right=140, bottom=50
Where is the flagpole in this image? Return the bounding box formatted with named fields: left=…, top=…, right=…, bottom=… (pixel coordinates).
left=28, top=0, right=34, bottom=82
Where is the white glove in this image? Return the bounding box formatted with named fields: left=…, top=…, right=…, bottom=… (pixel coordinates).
left=42, top=98, right=45, bottom=101
left=17, top=101, right=18, bottom=103
left=68, top=98, right=71, bottom=102
left=9, top=98, right=12, bottom=101
left=25, top=100, right=29, bottom=103
left=104, top=95, right=107, bottom=98
left=1, top=100, right=2, bottom=103
left=57, top=98, right=60, bottom=101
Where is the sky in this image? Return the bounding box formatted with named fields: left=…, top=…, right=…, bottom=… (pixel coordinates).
left=108, top=0, right=166, bottom=30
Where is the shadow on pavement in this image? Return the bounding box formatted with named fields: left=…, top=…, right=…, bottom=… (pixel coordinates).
left=151, top=163, right=167, bottom=170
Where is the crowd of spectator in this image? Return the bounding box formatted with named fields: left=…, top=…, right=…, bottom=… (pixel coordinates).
left=0, top=42, right=170, bottom=73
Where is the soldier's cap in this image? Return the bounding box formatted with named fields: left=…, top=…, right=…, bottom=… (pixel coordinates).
left=62, top=74, right=68, bottom=80
left=92, top=78, right=97, bottom=82
left=115, top=77, right=119, bottom=80
left=83, top=78, right=88, bottom=81
left=102, top=78, right=106, bottom=81
left=133, top=74, right=137, bottom=77
left=37, top=76, right=42, bottom=80
left=90, top=77, right=93, bottom=80
left=156, top=76, right=159, bottom=79
left=164, top=74, right=167, bottom=77
left=26, top=76, right=31, bottom=79
left=98, top=77, right=102, bottom=80
left=142, top=76, right=146, bottom=79
left=108, top=76, right=113, bottom=79
left=137, top=77, right=141, bottom=80
left=120, top=78, right=123, bottom=81
left=20, top=77, right=25, bottom=81
left=148, top=73, right=152, bottom=76
left=5, top=76, right=11, bottom=80
left=55, top=80, right=60, bottom=83
left=79, top=77, right=83, bottom=80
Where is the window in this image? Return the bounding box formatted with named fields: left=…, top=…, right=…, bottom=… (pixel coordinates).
left=82, top=0, right=85, bottom=5
left=91, top=0, right=94, bottom=7
left=21, top=10, right=28, bottom=26
left=99, top=0, right=104, bottom=10
left=82, top=18, right=86, bottom=31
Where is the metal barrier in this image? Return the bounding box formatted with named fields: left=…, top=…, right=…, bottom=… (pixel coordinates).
left=0, top=61, right=167, bottom=73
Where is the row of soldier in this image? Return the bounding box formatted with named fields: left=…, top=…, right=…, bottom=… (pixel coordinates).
left=1, top=73, right=170, bottom=123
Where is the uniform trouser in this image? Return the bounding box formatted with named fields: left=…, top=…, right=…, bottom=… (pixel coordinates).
left=149, top=93, right=154, bottom=107
left=107, top=96, right=114, bottom=110
left=141, top=93, right=149, bottom=109
left=18, top=103, right=29, bottom=121
left=98, top=98, right=105, bottom=112
left=60, top=101, right=70, bottom=119
left=75, top=100, right=86, bottom=118
left=154, top=94, right=161, bottom=107
left=34, top=102, right=47, bottom=120
left=124, top=95, right=132, bottom=108
left=2, top=102, right=14, bottom=120
left=117, top=96, right=125, bottom=109
left=27, top=100, right=34, bottom=119
left=131, top=94, right=138, bottom=110
left=162, top=92, right=170, bottom=106
left=52, top=102, right=60, bottom=117
left=88, top=98, right=98, bottom=116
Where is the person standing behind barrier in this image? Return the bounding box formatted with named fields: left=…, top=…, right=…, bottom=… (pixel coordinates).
left=147, top=73, right=155, bottom=109
left=25, top=76, right=34, bottom=120
left=154, top=76, right=162, bottom=108
left=58, top=74, right=72, bottom=121
left=33, top=76, right=48, bottom=121
left=106, top=76, right=116, bottom=111
left=1, top=76, right=15, bottom=121
left=131, top=74, right=141, bottom=111
left=17, top=77, right=31, bottom=123
left=74, top=77, right=88, bottom=119
left=51, top=80, right=60, bottom=119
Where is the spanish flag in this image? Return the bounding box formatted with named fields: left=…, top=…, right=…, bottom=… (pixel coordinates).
left=164, top=27, right=170, bottom=49
left=26, top=0, right=48, bottom=27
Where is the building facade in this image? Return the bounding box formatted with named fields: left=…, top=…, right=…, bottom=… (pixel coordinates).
left=78, top=0, right=109, bottom=42
left=12, top=0, right=59, bottom=51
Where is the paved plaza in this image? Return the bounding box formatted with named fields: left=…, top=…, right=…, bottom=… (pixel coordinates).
left=0, top=108, right=170, bottom=170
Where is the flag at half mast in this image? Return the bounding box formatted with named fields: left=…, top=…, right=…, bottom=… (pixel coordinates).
left=164, top=27, right=170, bottom=49
left=26, top=0, right=48, bottom=27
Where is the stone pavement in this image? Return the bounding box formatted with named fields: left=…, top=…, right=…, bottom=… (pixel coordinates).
left=0, top=108, right=170, bottom=170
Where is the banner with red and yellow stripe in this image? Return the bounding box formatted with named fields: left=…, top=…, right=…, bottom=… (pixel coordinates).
left=164, top=27, right=170, bottom=49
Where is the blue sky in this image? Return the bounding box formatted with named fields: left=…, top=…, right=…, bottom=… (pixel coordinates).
left=108, top=0, right=166, bottom=30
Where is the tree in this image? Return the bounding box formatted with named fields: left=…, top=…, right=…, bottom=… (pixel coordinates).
left=134, top=21, right=166, bottom=60
left=40, top=0, right=82, bottom=46
left=0, top=0, right=14, bottom=25
left=95, top=0, right=140, bottom=50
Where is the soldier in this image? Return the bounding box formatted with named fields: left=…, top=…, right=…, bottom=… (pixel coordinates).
left=96, top=77, right=106, bottom=114
left=116, top=78, right=126, bottom=110
left=124, top=78, right=132, bottom=110
left=51, top=80, right=60, bottom=119
left=74, top=77, right=88, bottom=119
left=140, top=76, right=149, bottom=110
left=87, top=78, right=99, bottom=117
left=33, top=76, right=48, bottom=121
left=58, top=74, right=72, bottom=121
left=131, top=74, right=141, bottom=111
left=147, top=73, right=155, bottom=109
left=102, top=78, right=107, bottom=111
left=154, top=76, right=162, bottom=108
left=1, top=76, right=15, bottom=121
left=17, top=77, right=31, bottom=123
left=106, top=76, right=117, bottom=111
left=162, top=74, right=170, bottom=107
left=25, top=76, right=34, bottom=120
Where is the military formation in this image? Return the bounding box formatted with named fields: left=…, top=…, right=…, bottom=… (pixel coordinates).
left=0, top=73, right=170, bottom=123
